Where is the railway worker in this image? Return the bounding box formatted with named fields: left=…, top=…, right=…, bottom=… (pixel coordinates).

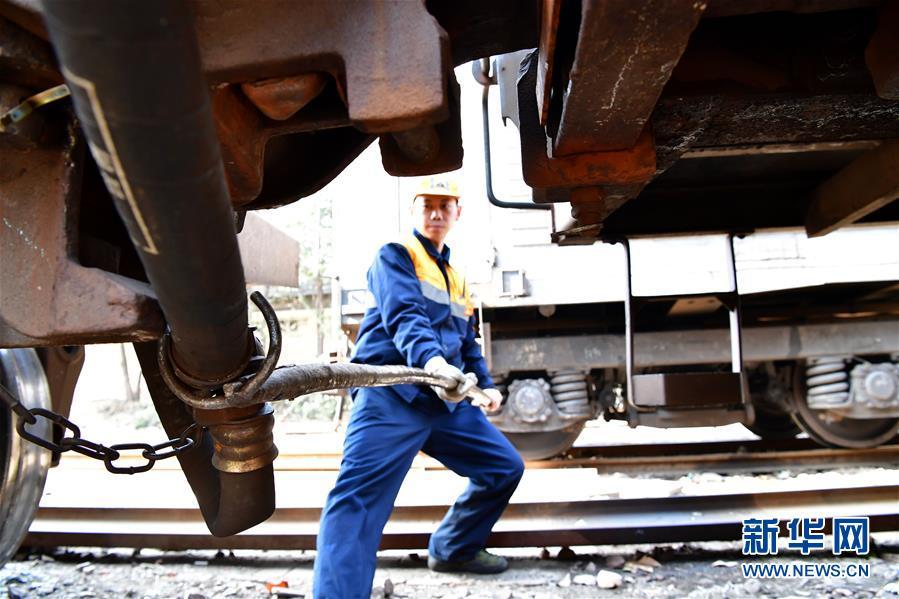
left=313, top=175, right=524, bottom=598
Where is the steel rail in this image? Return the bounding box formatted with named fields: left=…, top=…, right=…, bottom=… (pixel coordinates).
left=530, top=444, right=899, bottom=475
left=54, top=438, right=899, bottom=475
left=24, top=485, right=899, bottom=551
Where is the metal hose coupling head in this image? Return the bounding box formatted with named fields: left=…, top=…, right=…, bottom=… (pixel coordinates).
left=192, top=404, right=278, bottom=474
left=158, top=291, right=281, bottom=473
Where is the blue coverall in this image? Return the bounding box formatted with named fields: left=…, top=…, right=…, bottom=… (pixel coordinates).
left=313, top=230, right=525, bottom=599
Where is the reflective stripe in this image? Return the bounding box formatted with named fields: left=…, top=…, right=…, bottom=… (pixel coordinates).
left=450, top=301, right=469, bottom=320
left=421, top=281, right=469, bottom=320
left=420, top=279, right=449, bottom=305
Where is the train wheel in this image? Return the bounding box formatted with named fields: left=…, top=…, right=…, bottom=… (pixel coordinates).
left=503, top=421, right=586, bottom=460
left=792, top=360, right=899, bottom=448
left=745, top=406, right=801, bottom=440
left=0, top=349, right=52, bottom=565
left=743, top=364, right=800, bottom=440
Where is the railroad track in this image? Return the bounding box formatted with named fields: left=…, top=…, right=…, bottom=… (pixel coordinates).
left=26, top=484, right=899, bottom=551
left=56, top=437, right=899, bottom=475
left=545, top=439, right=899, bottom=475
left=27, top=438, right=899, bottom=551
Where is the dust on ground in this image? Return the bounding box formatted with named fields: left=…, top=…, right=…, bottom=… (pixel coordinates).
left=4, top=539, right=898, bottom=599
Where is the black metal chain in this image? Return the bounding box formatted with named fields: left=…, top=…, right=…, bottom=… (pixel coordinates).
left=0, top=381, right=200, bottom=475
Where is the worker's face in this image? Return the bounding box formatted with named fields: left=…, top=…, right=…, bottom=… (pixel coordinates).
left=413, top=195, right=462, bottom=246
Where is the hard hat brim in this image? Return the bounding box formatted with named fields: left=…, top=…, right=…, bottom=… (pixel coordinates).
left=413, top=192, right=461, bottom=201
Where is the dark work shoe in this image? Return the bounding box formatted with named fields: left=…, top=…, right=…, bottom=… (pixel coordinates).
left=428, top=550, right=509, bottom=574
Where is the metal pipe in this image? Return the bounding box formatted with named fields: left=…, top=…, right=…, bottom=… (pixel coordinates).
left=41, top=0, right=251, bottom=385
left=477, top=59, right=550, bottom=211
left=620, top=238, right=638, bottom=422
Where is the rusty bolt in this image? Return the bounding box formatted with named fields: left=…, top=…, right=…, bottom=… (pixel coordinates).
left=240, top=72, right=329, bottom=121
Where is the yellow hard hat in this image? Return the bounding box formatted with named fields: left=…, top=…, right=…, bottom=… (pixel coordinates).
left=414, top=175, right=461, bottom=200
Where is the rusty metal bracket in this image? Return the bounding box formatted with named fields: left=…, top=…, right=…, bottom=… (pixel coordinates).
left=550, top=0, right=705, bottom=156
left=192, top=0, right=450, bottom=134
left=378, top=73, right=463, bottom=177
left=0, top=129, right=164, bottom=347
left=517, top=51, right=656, bottom=190
left=158, top=291, right=281, bottom=408
left=210, top=82, right=361, bottom=207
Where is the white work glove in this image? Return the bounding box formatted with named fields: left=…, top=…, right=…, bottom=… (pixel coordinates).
left=479, top=388, right=503, bottom=412
left=424, top=356, right=477, bottom=403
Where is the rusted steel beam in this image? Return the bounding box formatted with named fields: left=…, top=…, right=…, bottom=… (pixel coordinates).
left=865, top=0, right=899, bottom=100
left=680, top=141, right=882, bottom=159
left=518, top=52, right=656, bottom=190
left=210, top=83, right=358, bottom=207
left=191, top=0, right=450, bottom=134
left=651, top=93, right=899, bottom=164
left=0, top=17, right=59, bottom=89
left=0, top=0, right=48, bottom=40
left=552, top=0, right=705, bottom=156
left=0, top=136, right=164, bottom=348
left=805, top=139, right=899, bottom=237
left=527, top=128, right=657, bottom=190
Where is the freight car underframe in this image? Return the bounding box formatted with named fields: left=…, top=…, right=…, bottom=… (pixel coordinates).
left=485, top=314, right=899, bottom=458
left=473, top=233, right=899, bottom=459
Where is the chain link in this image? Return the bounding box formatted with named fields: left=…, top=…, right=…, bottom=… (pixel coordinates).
left=0, top=381, right=200, bottom=475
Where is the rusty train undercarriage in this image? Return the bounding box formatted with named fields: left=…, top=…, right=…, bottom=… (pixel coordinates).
left=1, top=0, right=899, bottom=543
